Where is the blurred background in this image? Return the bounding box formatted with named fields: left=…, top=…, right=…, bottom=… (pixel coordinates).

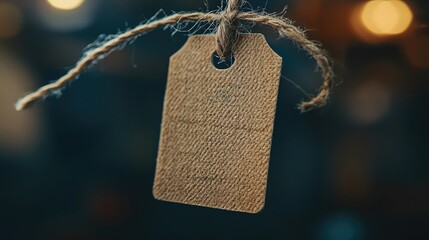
left=1, top=0, right=428, bottom=239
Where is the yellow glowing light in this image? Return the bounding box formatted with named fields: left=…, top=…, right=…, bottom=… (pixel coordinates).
left=360, top=0, right=413, bottom=35
left=47, top=0, right=85, bottom=10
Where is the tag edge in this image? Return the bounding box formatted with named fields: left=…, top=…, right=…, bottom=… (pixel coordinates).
left=153, top=192, right=266, bottom=214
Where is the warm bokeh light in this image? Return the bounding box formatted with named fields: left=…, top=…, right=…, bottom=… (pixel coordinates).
left=360, top=0, right=413, bottom=35
left=0, top=2, right=23, bottom=39
left=39, top=0, right=95, bottom=31
left=347, top=82, right=391, bottom=125
left=0, top=50, right=41, bottom=152
left=47, top=0, right=85, bottom=10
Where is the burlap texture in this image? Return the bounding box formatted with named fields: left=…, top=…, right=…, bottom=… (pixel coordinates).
left=153, top=34, right=282, bottom=213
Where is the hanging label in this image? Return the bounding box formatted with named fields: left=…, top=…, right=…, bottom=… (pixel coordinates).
left=153, top=34, right=282, bottom=213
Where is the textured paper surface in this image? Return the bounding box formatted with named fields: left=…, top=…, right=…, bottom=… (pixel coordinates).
left=153, top=34, right=282, bottom=213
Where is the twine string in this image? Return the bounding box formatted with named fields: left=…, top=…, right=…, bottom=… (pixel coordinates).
left=15, top=1, right=333, bottom=113
left=215, top=0, right=242, bottom=59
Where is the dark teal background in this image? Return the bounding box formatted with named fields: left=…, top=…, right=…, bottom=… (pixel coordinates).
left=1, top=0, right=429, bottom=239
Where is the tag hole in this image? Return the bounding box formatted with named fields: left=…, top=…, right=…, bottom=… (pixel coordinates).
left=211, top=52, right=235, bottom=70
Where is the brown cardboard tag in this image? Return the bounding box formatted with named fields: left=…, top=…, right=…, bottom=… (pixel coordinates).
left=153, top=34, right=282, bottom=213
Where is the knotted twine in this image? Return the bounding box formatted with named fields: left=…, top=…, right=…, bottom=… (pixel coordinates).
left=15, top=0, right=334, bottom=112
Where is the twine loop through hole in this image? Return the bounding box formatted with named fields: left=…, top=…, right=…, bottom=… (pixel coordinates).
left=15, top=0, right=335, bottom=113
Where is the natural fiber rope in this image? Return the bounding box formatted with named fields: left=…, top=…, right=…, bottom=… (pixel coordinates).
left=15, top=6, right=333, bottom=112
left=215, top=0, right=242, bottom=59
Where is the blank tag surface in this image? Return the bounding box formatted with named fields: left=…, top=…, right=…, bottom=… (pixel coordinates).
left=153, top=34, right=282, bottom=213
